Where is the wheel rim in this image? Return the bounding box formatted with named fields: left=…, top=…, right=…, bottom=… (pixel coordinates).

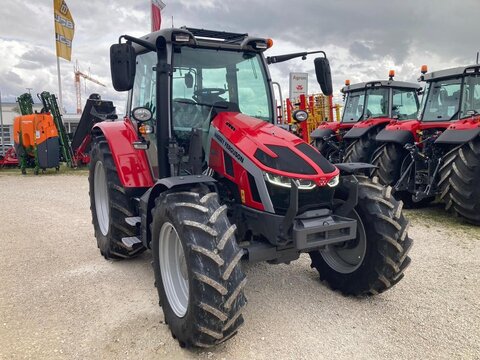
left=320, top=209, right=367, bottom=274
left=159, top=222, right=189, bottom=318
left=94, top=161, right=110, bottom=236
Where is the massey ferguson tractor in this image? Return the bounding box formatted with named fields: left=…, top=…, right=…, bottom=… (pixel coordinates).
left=372, top=65, right=480, bottom=220
left=89, top=27, right=412, bottom=348
left=310, top=72, right=421, bottom=163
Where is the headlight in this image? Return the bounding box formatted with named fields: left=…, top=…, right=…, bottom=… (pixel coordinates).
left=264, top=172, right=317, bottom=190
left=327, top=174, right=340, bottom=187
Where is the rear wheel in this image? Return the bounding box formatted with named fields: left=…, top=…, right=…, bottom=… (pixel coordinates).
left=309, top=176, right=412, bottom=295
left=152, top=190, right=246, bottom=348
left=438, top=137, right=480, bottom=225
left=344, top=128, right=381, bottom=163
left=89, top=134, right=145, bottom=259
left=314, top=138, right=341, bottom=163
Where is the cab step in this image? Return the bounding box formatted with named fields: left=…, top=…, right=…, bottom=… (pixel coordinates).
left=125, top=216, right=141, bottom=226
left=121, top=236, right=142, bottom=249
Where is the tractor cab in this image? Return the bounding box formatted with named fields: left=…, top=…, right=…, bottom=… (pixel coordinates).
left=111, top=28, right=332, bottom=180
left=342, top=76, right=421, bottom=124
left=419, top=64, right=480, bottom=124
left=311, top=73, right=421, bottom=163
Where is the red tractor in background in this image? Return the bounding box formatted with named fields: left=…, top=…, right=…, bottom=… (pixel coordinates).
left=310, top=72, right=421, bottom=163
left=372, top=65, right=480, bottom=222
left=88, top=27, right=412, bottom=348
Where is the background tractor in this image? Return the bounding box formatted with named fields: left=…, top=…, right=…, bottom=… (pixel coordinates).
left=88, top=27, right=412, bottom=348
left=311, top=72, right=421, bottom=163
left=372, top=65, right=480, bottom=221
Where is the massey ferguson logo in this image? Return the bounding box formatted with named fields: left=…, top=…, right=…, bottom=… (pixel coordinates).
left=214, top=132, right=244, bottom=163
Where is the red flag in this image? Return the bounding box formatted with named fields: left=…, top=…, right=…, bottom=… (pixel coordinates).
left=151, top=0, right=166, bottom=32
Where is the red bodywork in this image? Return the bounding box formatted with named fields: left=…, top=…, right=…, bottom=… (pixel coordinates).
left=209, top=113, right=339, bottom=211
left=445, top=117, right=480, bottom=130
left=73, top=134, right=92, bottom=166
left=352, top=117, right=392, bottom=129
left=0, top=148, right=19, bottom=167
left=94, top=118, right=154, bottom=188
left=383, top=117, right=480, bottom=143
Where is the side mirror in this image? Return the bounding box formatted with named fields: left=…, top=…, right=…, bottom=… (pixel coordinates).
left=110, top=43, right=136, bottom=92
left=314, top=57, right=333, bottom=96
left=185, top=73, right=194, bottom=88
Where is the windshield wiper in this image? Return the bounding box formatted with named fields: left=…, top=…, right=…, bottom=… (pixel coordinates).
left=174, top=99, right=228, bottom=109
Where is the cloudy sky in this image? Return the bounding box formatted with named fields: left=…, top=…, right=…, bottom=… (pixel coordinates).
left=0, top=0, right=478, bottom=113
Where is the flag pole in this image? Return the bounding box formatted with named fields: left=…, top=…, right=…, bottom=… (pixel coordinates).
left=0, top=90, right=4, bottom=156
left=56, top=56, right=64, bottom=114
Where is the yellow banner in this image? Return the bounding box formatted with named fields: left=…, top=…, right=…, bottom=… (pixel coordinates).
left=54, top=0, right=75, bottom=61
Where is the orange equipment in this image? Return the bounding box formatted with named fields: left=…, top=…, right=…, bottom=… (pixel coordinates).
left=13, top=113, right=60, bottom=174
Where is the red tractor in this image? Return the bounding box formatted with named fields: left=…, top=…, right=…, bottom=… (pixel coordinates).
left=311, top=72, right=421, bottom=163
left=89, top=27, right=412, bottom=348
left=372, top=65, right=480, bottom=221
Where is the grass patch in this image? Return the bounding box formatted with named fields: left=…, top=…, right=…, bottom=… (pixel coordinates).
left=405, top=203, right=480, bottom=240
left=0, top=164, right=88, bottom=176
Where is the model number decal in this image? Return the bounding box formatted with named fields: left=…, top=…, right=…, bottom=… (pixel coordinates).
left=214, top=132, right=244, bottom=163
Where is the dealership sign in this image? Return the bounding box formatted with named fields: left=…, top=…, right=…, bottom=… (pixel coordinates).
left=289, top=72, right=308, bottom=99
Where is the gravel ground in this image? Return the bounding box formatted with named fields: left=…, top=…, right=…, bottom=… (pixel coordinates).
left=0, top=173, right=479, bottom=360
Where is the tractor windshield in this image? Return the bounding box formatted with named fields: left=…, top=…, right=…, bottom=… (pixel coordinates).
left=342, top=90, right=365, bottom=123
left=460, top=74, right=480, bottom=118
left=364, top=87, right=389, bottom=119
left=421, top=77, right=462, bottom=121
left=392, top=88, right=420, bottom=120
left=171, top=46, right=273, bottom=132
left=342, top=87, right=390, bottom=123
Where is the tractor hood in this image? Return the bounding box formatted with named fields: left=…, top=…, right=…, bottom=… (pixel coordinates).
left=210, top=112, right=339, bottom=185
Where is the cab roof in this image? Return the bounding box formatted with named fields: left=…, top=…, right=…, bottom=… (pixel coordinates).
left=129, top=26, right=269, bottom=53
left=341, top=80, right=421, bottom=93
left=421, top=64, right=480, bottom=81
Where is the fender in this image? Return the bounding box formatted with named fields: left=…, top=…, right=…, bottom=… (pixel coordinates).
left=376, top=119, right=420, bottom=144
left=343, top=118, right=391, bottom=139
left=335, top=162, right=377, bottom=174
left=435, top=128, right=480, bottom=144
left=310, top=128, right=335, bottom=139
left=93, top=119, right=154, bottom=188
left=375, top=129, right=414, bottom=145
left=139, top=175, right=216, bottom=248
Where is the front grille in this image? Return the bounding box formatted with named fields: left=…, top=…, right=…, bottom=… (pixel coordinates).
left=266, top=182, right=334, bottom=215
left=254, top=145, right=316, bottom=175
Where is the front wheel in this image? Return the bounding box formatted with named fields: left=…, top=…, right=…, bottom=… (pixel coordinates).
left=89, top=134, right=146, bottom=259
left=151, top=190, right=246, bottom=348
left=343, top=128, right=381, bottom=163
left=309, top=176, right=412, bottom=295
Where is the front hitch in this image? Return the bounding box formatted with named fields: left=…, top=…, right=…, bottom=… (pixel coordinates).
left=278, top=179, right=299, bottom=243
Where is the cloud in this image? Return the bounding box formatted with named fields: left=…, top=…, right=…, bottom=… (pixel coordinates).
left=0, top=0, right=478, bottom=113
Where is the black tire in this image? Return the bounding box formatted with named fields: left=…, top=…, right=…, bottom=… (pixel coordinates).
left=315, top=138, right=340, bottom=163
left=371, top=142, right=411, bottom=205
left=343, top=128, right=381, bottom=163
left=151, top=190, right=246, bottom=348
left=89, top=134, right=146, bottom=259
left=438, top=137, right=480, bottom=225
left=309, top=176, right=412, bottom=295
left=371, top=143, right=406, bottom=186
